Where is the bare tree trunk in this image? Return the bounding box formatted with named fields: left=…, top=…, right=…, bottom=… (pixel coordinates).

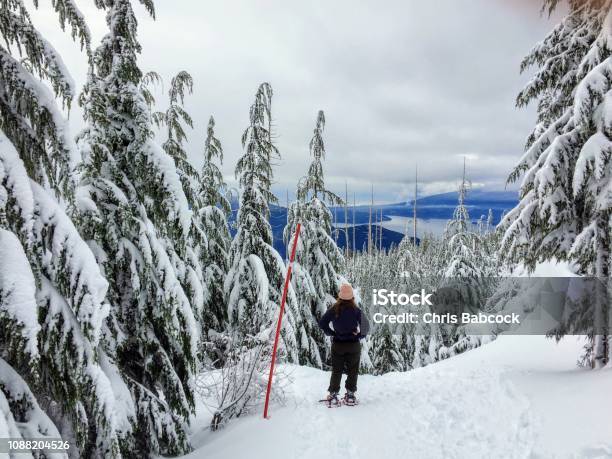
left=404, top=189, right=410, bottom=238
left=373, top=211, right=377, bottom=252
left=352, top=192, right=356, bottom=254
left=344, top=181, right=349, bottom=257
left=334, top=204, right=338, bottom=245
left=413, top=165, right=418, bottom=246
left=368, top=184, right=373, bottom=254
left=379, top=208, right=383, bottom=251
left=593, top=247, right=610, bottom=368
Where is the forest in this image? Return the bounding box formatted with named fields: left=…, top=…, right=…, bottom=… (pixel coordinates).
left=0, top=0, right=611, bottom=457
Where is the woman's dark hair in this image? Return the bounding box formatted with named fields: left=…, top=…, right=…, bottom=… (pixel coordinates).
left=333, top=298, right=357, bottom=317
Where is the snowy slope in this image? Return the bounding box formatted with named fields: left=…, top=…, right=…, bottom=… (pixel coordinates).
left=185, top=336, right=612, bottom=459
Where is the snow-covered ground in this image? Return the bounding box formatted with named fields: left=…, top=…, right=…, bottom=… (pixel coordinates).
left=184, top=336, right=612, bottom=459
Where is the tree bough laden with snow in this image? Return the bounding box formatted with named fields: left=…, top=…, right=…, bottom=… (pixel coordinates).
left=0, top=0, right=87, bottom=199
left=76, top=0, right=199, bottom=455
left=0, top=358, right=68, bottom=459
left=284, top=110, right=346, bottom=367
left=199, top=116, right=231, bottom=345
left=159, top=70, right=199, bottom=208
left=0, top=1, right=137, bottom=457
left=226, top=82, right=298, bottom=360
left=155, top=70, right=208, bottom=348
left=500, top=0, right=612, bottom=367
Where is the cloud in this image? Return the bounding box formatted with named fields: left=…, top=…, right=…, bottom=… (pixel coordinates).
left=29, top=0, right=560, bottom=203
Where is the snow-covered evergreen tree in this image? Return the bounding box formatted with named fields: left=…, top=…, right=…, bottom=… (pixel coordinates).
left=393, top=239, right=430, bottom=368
left=155, top=70, right=208, bottom=342
left=481, top=209, right=501, bottom=277
left=440, top=170, right=489, bottom=358
left=160, top=71, right=199, bottom=208
left=284, top=110, right=345, bottom=367
left=225, top=82, right=297, bottom=360
left=500, top=0, right=612, bottom=367
left=444, top=165, right=485, bottom=308
left=140, top=70, right=163, bottom=113
left=0, top=2, right=133, bottom=456
left=76, top=0, right=198, bottom=454
left=369, top=328, right=405, bottom=374
left=199, top=116, right=231, bottom=344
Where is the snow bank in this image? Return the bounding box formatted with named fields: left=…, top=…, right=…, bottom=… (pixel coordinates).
left=511, top=260, right=578, bottom=277
left=184, top=336, right=611, bottom=459
left=0, top=229, right=40, bottom=356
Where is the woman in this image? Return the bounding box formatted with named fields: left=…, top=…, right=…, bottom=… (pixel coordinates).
left=318, top=283, right=370, bottom=406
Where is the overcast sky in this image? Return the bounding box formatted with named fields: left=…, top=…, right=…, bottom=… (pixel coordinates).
left=31, top=0, right=563, bottom=204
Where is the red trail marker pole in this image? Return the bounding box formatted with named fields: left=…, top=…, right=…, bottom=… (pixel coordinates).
left=263, top=222, right=301, bottom=419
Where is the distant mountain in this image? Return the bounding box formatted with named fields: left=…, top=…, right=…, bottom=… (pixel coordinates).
left=329, top=189, right=518, bottom=225
left=228, top=189, right=518, bottom=258
left=332, top=224, right=414, bottom=254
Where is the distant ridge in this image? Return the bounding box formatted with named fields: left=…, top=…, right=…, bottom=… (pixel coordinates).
left=332, top=224, right=414, bottom=255
left=229, top=189, right=518, bottom=258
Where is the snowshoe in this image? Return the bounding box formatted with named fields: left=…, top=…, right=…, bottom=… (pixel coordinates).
left=342, top=391, right=358, bottom=406
left=318, top=392, right=341, bottom=408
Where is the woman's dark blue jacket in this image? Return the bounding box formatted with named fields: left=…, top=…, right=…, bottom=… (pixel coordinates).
left=318, top=306, right=370, bottom=342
